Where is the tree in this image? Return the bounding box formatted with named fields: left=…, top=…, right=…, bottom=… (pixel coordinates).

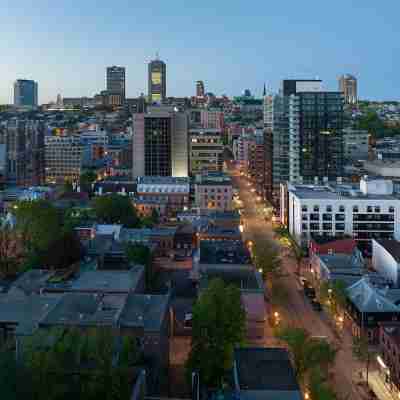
left=11, top=327, right=139, bottom=400
left=0, top=225, right=22, bottom=278
left=14, top=200, right=61, bottom=254
left=40, top=231, right=83, bottom=270
left=253, top=239, right=281, bottom=280
left=125, top=243, right=153, bottom=287
left=92, top=194, right=140, bottom=227
left=276, top=327, right=337, bottom=384
left=80, top=170, right=97, bottom=193
left=186, top=279, right=246, bottom=388
left=319, top=280, right=347, bottom=317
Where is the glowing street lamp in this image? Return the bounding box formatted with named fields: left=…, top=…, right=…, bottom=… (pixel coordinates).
left=239, top=225, right=244, bottom=233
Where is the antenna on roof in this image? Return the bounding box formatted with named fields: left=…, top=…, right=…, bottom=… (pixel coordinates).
left=155, top=51, right=160, bottom=60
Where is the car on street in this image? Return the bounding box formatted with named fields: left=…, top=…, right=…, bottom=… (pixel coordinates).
left=311, top=300, right=322, bottom=311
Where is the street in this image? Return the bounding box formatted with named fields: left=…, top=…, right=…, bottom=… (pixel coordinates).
left=233, top=172, right=367, bottom=400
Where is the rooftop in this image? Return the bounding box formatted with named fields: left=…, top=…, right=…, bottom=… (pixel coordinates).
left=200, top=266, right=262, bottom=292
left=375, top=239, right=400, bottom=263
left=137, top=176, right=190, bottom=185
left=234, top=347, right=300, bottom=395
left=119, top=293, right=170, bottom=331
left=40, top=293, right=125, bottom=327
left=199, top=240, right=251, bottom=265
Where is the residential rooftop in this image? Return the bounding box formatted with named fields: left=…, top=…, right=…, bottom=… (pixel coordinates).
left=199, top=240, right=251, bottom=265
left=119, top=293, right=170, bottom=331
left=234, top=347, right=300, bottom=395
left=137, top=176, right=190, bottom=185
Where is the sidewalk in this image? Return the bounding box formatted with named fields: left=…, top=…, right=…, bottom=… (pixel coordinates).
left=363, top=370, right=398, bottom=400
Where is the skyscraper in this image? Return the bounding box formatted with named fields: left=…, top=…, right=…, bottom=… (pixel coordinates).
left=13, top=79, right=38, bottom=108
left=106, top=66, right=126, bottom=104
left=196, top=80, right=205, bottom=97
left=264, top=79, right=344, bottom=206
left=148, top=56, right=166, bottom=103
left=132, top=106, right=188, bottom=178
left=339, top=74, right=357, bottom=104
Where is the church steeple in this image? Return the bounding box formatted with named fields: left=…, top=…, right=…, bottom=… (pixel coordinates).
left=263, top=82, right=267, bottom=96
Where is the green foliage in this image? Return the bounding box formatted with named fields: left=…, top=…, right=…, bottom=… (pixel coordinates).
left=355, top=111, right=400, bottom=138
left=186, top=278, right=246, bottom=388
left=8, top=327, right=140, bottom=400
left=125, top=243, right=153, bottom=286
left=253, top=239, right=281, bottom=279
left=276, top=326, right=337, bottom=384
left=14, top=200, right=61, bottom=254
left=80, top=170, right=98, bottom=193
left=319, top=280, right=347, bottom=316
left=309, top=369, right=337, bottom=400
left=141, top=209, right=159, bottom=228
left=92, top=194, right=140, bottom=227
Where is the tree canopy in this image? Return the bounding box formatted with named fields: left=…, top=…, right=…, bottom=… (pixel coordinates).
left=252, top=238, right=281, bottom=280
left=186, top=278, right=246, bottom=388
left=92, top=194, right=140, bottom=227
left=1, top=327, right=140, bottom=400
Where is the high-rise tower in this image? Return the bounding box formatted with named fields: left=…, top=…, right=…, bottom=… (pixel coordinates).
left=148, top=55, right=166, bottom=103
left=13, top=79, right=38, bottom=108
left=339, top=74, right=357, bottom=104
left=106, top=66, right=126, bottom=103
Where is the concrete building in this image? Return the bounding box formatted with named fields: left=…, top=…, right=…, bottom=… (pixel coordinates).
left=106, top=66, right=126, bottom=103
left=372, top=240, right=400, bottom=287
left=200, top=109, right=224, bottom=129
left=339, top=74, right=358, bottom=104
left=0, top=119, right=45, bottom=186
left=45, top=135, right=83, bottom=183
left=14, top=79, right=38, bottom=108
left=233, top=348, right=302, bottom=400
left=132, top=106, right=189, bottom=178
left=282, top=177, right=400, bottom=251
left=136, top=176, right=190, bottom=215
left=343, top=128, right=369, bottom=161
left=189, top=128, right=223, bottom=175
left=363, top=160, right=400, bottom=179
left=194, top=172, right=233, bottom=211
left=264, top=79, right=344, bottom=207
left=148, top=57, right=166, bottom=103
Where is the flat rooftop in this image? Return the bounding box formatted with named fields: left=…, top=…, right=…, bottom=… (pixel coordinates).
left=137, top=176, right=189, bottom=185
left=40, top=293, right=125, bottom=327
left=119, top=293, right=169, bottom=331
left=235, top=347, right=300, bottom=393
left=199, top=240, right=251, bottom=265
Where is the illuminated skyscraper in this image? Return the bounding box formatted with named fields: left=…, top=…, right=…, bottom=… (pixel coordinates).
left=148, top=56, right=166, bottom=103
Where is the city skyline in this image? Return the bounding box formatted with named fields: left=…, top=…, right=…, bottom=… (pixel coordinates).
left=1, top=0, right=399, bottom=103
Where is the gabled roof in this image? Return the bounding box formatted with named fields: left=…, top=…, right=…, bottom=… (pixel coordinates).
left=346, top=278, right=400, bottom=313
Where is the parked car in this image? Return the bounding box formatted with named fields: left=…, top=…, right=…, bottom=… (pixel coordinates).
left=311, top=300, right=322, bottom=311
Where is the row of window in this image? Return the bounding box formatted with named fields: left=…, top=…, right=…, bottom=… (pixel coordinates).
left=302, top=205, right=395, bottom=213
left=302, top=223, right=345, bottom=231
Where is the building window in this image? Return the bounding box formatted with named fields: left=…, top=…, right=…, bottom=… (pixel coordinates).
left=375, top=206, right=380, bottom=213
left=302, top=205, right=308, bottom=212
left=353, top=206, right=359, bottom=213
left=313, top=205, right=319, bottom=212
left=339, top=205, right=345, bottom=212
left=326, top=205, right=332, bottom=212
left=302, top=214, right=308, bottom=221
left=367, top=206, right=373, bottom=213
left=323, top=223, right=332, bottom=230
left=389, top=206, right=395, bottom=213
left=302, top=223, right=308, bottom=230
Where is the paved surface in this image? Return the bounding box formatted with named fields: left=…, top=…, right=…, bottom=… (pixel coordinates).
left=233, top=170, right=366, bottom=400
left=364, top=370, right=396, bottom=400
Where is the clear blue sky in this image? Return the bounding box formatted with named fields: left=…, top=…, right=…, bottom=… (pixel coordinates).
left=1, top=0, right=399, bottom=103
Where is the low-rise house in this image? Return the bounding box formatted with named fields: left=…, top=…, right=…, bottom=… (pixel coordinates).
left=133, top=197, right=168, bottom=219
left=373, top=239, right=400, bottom=287
left=233, top=347, right=302, bottom=400
left=346, top=277, right=400, bottom=342
left=198, top=225, right=242, bottom=242
left=173, top=224, right=196, bottom=256
left=309, top=235, right=357, bottom=257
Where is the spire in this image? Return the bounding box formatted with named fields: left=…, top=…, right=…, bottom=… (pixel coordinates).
left=263, top=82, right=267, bottom=97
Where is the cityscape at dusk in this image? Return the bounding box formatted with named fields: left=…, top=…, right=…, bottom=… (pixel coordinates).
left=1, top=2, right=400, bottom=400
left=1, top=0, right=399, bottom=102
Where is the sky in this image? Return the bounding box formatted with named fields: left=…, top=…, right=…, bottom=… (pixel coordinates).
left=1, top=0, right=399, bottom=104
